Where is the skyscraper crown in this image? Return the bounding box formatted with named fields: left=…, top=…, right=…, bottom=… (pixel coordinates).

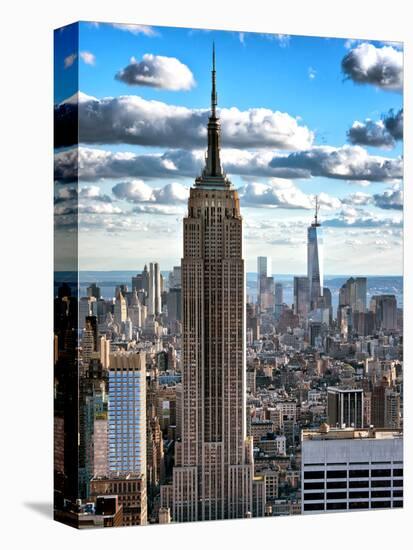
left=195, top=44, right=231, bottom=189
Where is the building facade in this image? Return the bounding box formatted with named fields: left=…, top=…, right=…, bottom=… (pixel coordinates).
left=307, top=200, right=323, bottom=311
left=108, top=352, right=146, bottom=476
left=301, top=426, right=403, bottom=514
left=168, top=46, right=254, bottom=523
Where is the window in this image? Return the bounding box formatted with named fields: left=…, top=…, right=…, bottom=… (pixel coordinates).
left=327, top=502, right=347, bottom=510
left=304, top=503, right=324, bottom=511
left=327, top=470, right=347, bottom=479
left=327, top=492, right=347, bottom=500
left=304, top=471, right=324, bottom=480
left=349, top=481, right=369, bottom=489
left=349, top=469, right=369, bottom=478
left=349, top=491, right=369, bottom=499
left=304, top=482, right=324, bottom=490
left=327, top=482, right=347, bottom=489
left=371, top=469, right=391, bottom=477
left=349, top=501, right=369, bottom=510
left=371, top=490, right=391, bottom=498
left=304, top=492, right=324, bottom=501
left=371, top=480, right=391, bottom=488
left=371, top=501, right=391, bottom=509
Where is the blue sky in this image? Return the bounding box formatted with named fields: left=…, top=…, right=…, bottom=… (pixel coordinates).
left=54, top=22, right=403, bottom=274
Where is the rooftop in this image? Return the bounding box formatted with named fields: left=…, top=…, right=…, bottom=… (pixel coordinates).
left=302, top=424, right=403, bottom=441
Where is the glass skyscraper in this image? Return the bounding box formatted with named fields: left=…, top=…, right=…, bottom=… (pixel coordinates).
left=108, top=352, right=146, bottom=475
left=307, top=200, right=323, bottom=311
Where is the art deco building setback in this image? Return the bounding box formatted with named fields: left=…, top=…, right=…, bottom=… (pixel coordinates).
left=301, top=425, right=403, bottom=514
left=163, top=46, right=255, bottom=523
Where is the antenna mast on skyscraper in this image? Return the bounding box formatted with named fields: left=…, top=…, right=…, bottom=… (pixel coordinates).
left=314, top=195, right=320, bottom=226
left=211, top=41, right=217, bottom=117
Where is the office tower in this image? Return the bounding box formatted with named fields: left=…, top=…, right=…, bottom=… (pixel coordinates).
left=148, top=262, right=162, bottom=316
left=258, top=256, right=271, bottom=284
left=371, top=380, right=387, bottom=428
left=79, top=358, right=108, bottom=497
left=309, top=320, right=322, bottom=347
left=301, top=425, right=403, bottom=513
left=154, top=263, right=161, bottom=315
left=99, top=336, right=110, bottom=369
left=79, top=296, right=96, bottom=330
left=339, top=277, right=367, bottom=312
left=132, top=273, right=143, bottom=292
left=93, top=415, right=108, bottom=477
left=371, top=295, right=398, bottom=331
left=108, top=352, right=146, bottom=475
left=90, top=475, right=147, bottom=526
left=169, top=266, right=182, bottom=289
left=327, top=387, right=364, bottom=428
left=384, top=389, right=401, bottom=429
left=320, top=286, right=332, bottom=325
left=54, top=286, right=79, bottom=509
left=354, top=277, right=367, bottom=313
left=307, top=198, right=323, bottom=311
left=125, top=317, right=133, bottom=340
left=128, top=290, right=143, bottom=329
left=147, top=416, right=165, bottom=488
left=87, top=283, right=101, bottom=299
left=114, top=290, right=127, bottom=326
left=293, top=276, right=309, bottom=319
left=81, top=317, right=96, bottom=363
left=274, top=282, right=283, bottom=320
left=167, top=47, right=254, bottom=523
left=353, top=310, right=376, bottom=337
left=363, top=392, right=372, bottom=427
left=337, top=305, right=353, bottom=339
left=257, top=256, right=275, bottom=312
left=246, top=303, right=260, bottom=342
left=167, top=287, right=182, bottom=323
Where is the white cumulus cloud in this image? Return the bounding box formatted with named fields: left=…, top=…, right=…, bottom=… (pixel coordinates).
left=116, top=54, right=195, bottom=91
left=342, top=42, right=403, bottom=91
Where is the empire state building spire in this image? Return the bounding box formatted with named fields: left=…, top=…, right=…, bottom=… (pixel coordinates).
left=211, top=42, right=217, bottom=117
left=197, top=43, right=228, bottom=184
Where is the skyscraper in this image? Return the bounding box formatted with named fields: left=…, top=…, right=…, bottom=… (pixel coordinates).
left=338, top=277, right=367, bottom=319
left=168, top=45, right=254, bottom=522
left=301, top=425, right=403, bottom=513
left=257, top=256, right=274, bottom=312
left=108, top=352, right=146, bottom=476
left=371, top=295, right=398, bottom=331
left=307, top=198, right=323, bottom=311
left=114, top=290, right=127, bottom=326
left=327, top=387, right=364, bottom=428
left=293, top=276, right=309, bottom=319
left=148, top=262, right=162, bottom=316
left=274, top=282, right=283, bottom=320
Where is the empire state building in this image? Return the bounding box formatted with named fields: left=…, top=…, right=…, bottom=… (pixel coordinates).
left=165, top=46, right=254, bottom=522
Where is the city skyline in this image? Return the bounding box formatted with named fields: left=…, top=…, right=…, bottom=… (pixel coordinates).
left=54, top=22, right=403, bottom=529
left=54, top=22, right=403, bottom=275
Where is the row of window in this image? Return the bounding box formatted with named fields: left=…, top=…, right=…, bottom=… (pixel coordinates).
left=304, top=501, right=402, bottom=512
left=304, top=490, right=403, bottom=500
left=304, top=469, right=403, bottom=480
left=304, top=479, right=403, bottom=490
